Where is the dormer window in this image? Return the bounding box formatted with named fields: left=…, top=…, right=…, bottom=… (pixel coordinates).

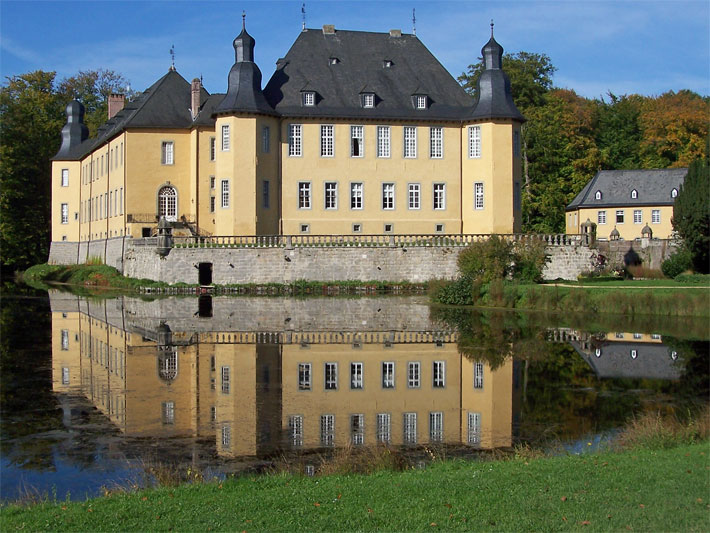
left=362, top=93, right=375, bottom=108
left=302, top=91, right=316, bottom=106
left=383, top=60, right=393, bottom=68
left=671, top=188, right=678, bottom=198
left=631, top=189, right=638, bottom=199
left=595, top=190, right=602, bottom=200
left=414, top=95, right=428, bottom=109
left=329, top=57, right=340, bottom=65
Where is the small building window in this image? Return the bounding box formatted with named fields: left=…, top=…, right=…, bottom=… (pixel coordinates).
left=352, top=223, right=362, bottom=233
left=430, top=411, right=443, bottom=442
left=210, top=176, right=215, bottom=189
left=61, top=203, right=69, bottom=224
left=320, top=414, right=335, bottom=446
left=209, top=137, right=216, bottom=160
left=435, top=223, right=444, bottom=233
left=351, top=126, right=364, bottom=157
left=630, top=349, right=638, bottom=359
left=598, top=210, right=607, bottom=224
left=384, top=223, right=393, bottom=233
left=382, top=361, right=395, bottom=388
left=468, top=412, right=481, bottom=446
left=631, top=189, right=638, bottom=199
left=302, top=91, right=315, bottom=106
left=652, top=209, right=660, bottom=224
left=362, top=93, right=375, bottom=108
left=595, top=190, right=602, bottom=200
left=429, top=127, right=443, bottom=158
left=262, top=180, right=270, bottom=209
left=382, top=183, right=395, bottom=210
left=288, top=124, right=302, bottom=156
left=474, top=182, right=484, bottom=210
left=351, top=414, right=364, bottom=445
left=350, top=182, right=363, bottom=209
left=377, top=413, right=391, bottom=443
left=433, top=360, right=445, bottom=388
left=209, top=196, right=215, bottom=213
left=633, top=209, right=642, bottom=224
left=221, top=125, right=230, bottom=151
left=408, top=362, right=421, bottom=388
left=468, top=126, right=481, bottom=158
left=408, top=183, right=421, bottom=210
left=320, top=125, right=334, bottom=157
left=473, top=362, right=484, bottom=389
left=324, top=182, right=337, bottom=209
left=158, top=186, right=177, bottom=221
left=220, top=180, right=230, bottom=208
left=383, top=59, right=393, bottom=68
left=403, top=412, right=417, bottom=444
left=403, top=126, right=417, bottom=158
left=325, top=362, right=338, bottom=390
left=289, top=415, right=303, bottom=446
left=62, top=367, right=70, bottom=384
left=329, top=57, right=339, bottom=65
left=298, top=363, right=311, bottom=390
left=433, top=183, right=446, bottom=210
left=377, top=126, right=391, bottom=158
left=414, top=95, right=427, bottom=109
left=262, top=126, right=270, bottom=153
left=350, top=362, right=363, bottom=389
left=221, top=366, right=230, bottom=393
left=671, top=188, right=678, bottom=198
left=298, top=181, right=311, bottom=209
left=300, top=223, right=310, bottom=233
left=616, top=210, right=624, bottom=224
left=161, top=141, right=174, bottom=165
left=162, top=401, right=175, bottom=425
left=61, top=169, right=69, bottom=187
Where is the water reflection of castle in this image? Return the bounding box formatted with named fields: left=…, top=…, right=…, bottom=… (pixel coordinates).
left=50, top=292, right=515, bottom=457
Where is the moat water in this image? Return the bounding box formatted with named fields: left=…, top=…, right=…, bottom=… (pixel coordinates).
left=1, top=285, right=708, bottom=501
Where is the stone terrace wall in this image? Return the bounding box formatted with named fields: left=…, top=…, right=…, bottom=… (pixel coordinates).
left=597, top=239, right=676, bottom=270
left=48, top=241, right=80, bottom=265
left=49, top=237, right=126, bottom=271
left=543, top=246, right=594, bottom=280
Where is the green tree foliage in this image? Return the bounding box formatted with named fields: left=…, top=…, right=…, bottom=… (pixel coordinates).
left=457, top=235, right=514, bottom=283
left=596, top=93, right=644, bottom=170
left=672, top=157, right=710, bottom=273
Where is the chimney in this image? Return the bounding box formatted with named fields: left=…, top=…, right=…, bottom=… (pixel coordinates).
left=322, top=24, right=335, bottom=35
left=108, top=93, right=125, bottom=119
left=389, top=29, right=402, bottom=38
left=190, top=78, right=201, bottom=120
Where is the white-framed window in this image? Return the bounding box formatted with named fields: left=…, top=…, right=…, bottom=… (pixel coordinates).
left=300, top=223, right=310, bottom=234
left=377, top=126, right=391, bottom=158
left=262, top=180, right=270, bottom=209
left=220, top=180, right=230, bottom=208
left=382, top=183, right=395, bottom=210
left=298, top=363, right=311, bottom=390
left=350, top=182, right=363, bottom=209
left=262, top=126, right=270, bottom=153
left=376, top=413, right=391, bottom=443
left=350, top=362, right=363, bottom=389
left=62, top=367, right=70, bottom=385
left=221, top=366, right=230, bottom=393
left=598, top=210, right=607, bottom=224
left=616, top=210, right=625, bottom=224
left=221, top=125, right=230, bottom=151
left=325, top=362, right=338, bottom=390
left=408, top=183, right=420, bottom=210
left=161, top=141, right=174, bottom=165
left=630, top=349, right=638, bottom=359
left=633, top=209, right=642, bottom=224
left=210, top=196, right=215, bottom=213
left=303, top=91, right=315, bottom=106
left=320, top=414, right=334, bottom=446
left=595, top=190, right=602, bottom=200
left=288, top=124, right=302, bottom=156
left=363, top=93, right=375, bottom=108
left=633, top=333, right=642, bottom=339
left=415, top=95, right=427, bottom=109
left=61, top=168, right=69, bottom=187
left=209, top=137, right=216, bottom=160
left=61, top=329, right=69, bottom=350
left=474, top=362, right=484, bottom=389
left=158, top=186, right=177, bottom=221
left=430, top=411, right=443, bottom=442
left=403, top=126, right=417, bottom=158
left=382, top=361, right=395, bottom=388
left=651, top=333, right=661, bottom=340
left=289, top=415, right=303, bottom=447
left=324, top=182, right=337, bottom=209
left=352, top=223, right=362, bottom=233
left=468, top=125, right=481, bottom=158
left=433, top=183, right=446, bottom=210
left=467, top=412, right=481, bottom=446
left=429, top=127, right=443, bottom=158
left=652, top=209, right=660, bottom=224
left=671, top=188, right=678, bottom=198
left=222, top=424, right=231, bottom=447
left=320, top=125, right=334, bottom=157
left=474, top=182, right=484, bottom=210
left=407, top=361, right=420, bottom=388
left=162, top=401, right=175, bottom=425
left=403, top=412, right=417, bottom=444
left=298, top=181, right=311, bottom=209
left=433, top=361, right=445, bottom=388
left=210, top=176, right=215, bottom=189
left=351, top=414, right=364, bottom=445
left=631, top=189, right=638, bottom=199
left=513, top=130, right=520, bottom=157
left=351, top=126, right=364, bottom=157
left=61, top=203, right=69, bottom=224
left=615, top=332, right=625, bottom=339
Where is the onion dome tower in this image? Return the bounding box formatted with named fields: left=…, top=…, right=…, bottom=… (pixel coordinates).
left=54, top=100, right=89, bottom=158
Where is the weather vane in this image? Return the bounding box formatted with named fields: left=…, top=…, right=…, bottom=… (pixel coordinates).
left=302, top=3, right=306, bottom=31
left=169, top=44, right=175, bottom=70
left=490, top=19, right=494, bottom=37
left=412, top=8, right=416, bottom=36
left=242, top=10, right=246, bottom=30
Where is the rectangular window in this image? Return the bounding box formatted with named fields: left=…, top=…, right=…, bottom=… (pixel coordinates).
left=289, top=415, right=303, bottom=447
left=350, top=126, right=364, bottom=157
left=61, top=203, right=69, bottom=224
left=298, top=181, right=311, bottom=209
left=298, top=363, right=311, bottom=390
left=62, top=367, right=70, bottom=385
left=350, top=182, right=363, bottom=209
left=262, top=126, right=270, bottom=153
left=429, top=127, right=443, bottom=158
left=430, top=411, right=443, bottom=442
left=433, top=183, right=446, bottom=210
left=161, top=141, right=174, bottom=165
left=513, top=130, right=520, bottom=157
left=109, top=191, right=113, bottom=217
left=408, top=183, right=421, bottom=210
left=209, top=137, right=216, bottom=161
left=634, top=209, right=642, bottom=224
left=433, top=360, right=446, bottom=388
left=377, top=126, right=391, bottom=158
left=403, top=412, right=417, bottom=444
left=320, top=125, right=334, bottom=157
left=382, top=183, right=395, bottom=210
left=210, top=176, right=216, bottom=190
left=468, top=412, right=481, bottom=446
left=303, top=91, right=315, bottom=106
left=363, top=93, right=375, bottom=108
left=403, top=126, right=417, bottom=158
left=616, top=210, right=625, bottom=224
left=416, top=95, right=427, bottom=109
left=210, top=196, right=215, bottom=213
left=474, top=362, right=484, bottom=389
left=474, top=182, right=484, bottom=210
left=220, top=180, right=230, bottom=208
left=262, top=181, right=270, bottom=209
left=320, top=414, right=335, bottom=446
left=382, top=361, right=395, bottom=388
left=468, top=125, right=481, bottom=158
left=120, top=142, right=123, bottom=165
left=407, top=362, right=421, bottom=388
left=221, top=366, right=230, bottom=393
left=324, top=182, right=337, bottom=209
left=221, top=125, right=230, bottom=151
left=288, top=124, right=302, bottom=156
left=61, top=329, right=69, bottom=350
left=162, top=401, right=175, bottom=425
left=351, top=414, right=364, bottom=445
left=350, top=362, right=363, bottom=389
left=598, top=210, right=607, bottom=225
left=376, top=413, right=391, bottom=443
left=652, top=209, right=660, bottom=224
left=325, top=362, right=338, bottom=390
left=222, top=424, right=231, bottom=447
left=61, top=168, right=69, bottom=187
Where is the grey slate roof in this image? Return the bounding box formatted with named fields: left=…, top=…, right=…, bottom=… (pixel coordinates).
left=263, top=28, right=475, bottom=121
left=470, top=35, right=524, bottom=121
left=566, top=169, right=687, bottom=210
left=571, top=341, right=682, bottom=380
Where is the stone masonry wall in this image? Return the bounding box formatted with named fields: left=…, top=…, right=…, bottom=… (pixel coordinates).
left=597, top=239, right=676, bottom=271
left=48, top=241, right=79, bottom=265
left=49, top=237, right=126, bottom=271
left=542, top=246, right=594, bottom=280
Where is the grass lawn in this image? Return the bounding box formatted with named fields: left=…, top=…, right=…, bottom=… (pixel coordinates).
left=3, top=443, right=709, bottom=532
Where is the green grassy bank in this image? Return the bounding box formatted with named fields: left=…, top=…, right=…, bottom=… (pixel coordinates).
left=3, top=443, right=708, bottom=532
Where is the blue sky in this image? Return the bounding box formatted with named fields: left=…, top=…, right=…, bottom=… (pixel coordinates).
left=1, top=0, right=708, bottom=99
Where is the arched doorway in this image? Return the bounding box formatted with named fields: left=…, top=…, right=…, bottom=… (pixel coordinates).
left=158, top=186, right=177, bottom=221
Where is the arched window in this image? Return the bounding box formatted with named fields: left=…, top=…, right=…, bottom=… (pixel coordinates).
left=595, top=190, right=602, bottom=200
left=158, top=186, right=177, bottom=221
left=158, top=348, right=178, bottom=381
left=594, top=348, right=602, bottom=358
left=671, top=188, right=678, bottom=198
left=631, top=189, right=638, bottom=199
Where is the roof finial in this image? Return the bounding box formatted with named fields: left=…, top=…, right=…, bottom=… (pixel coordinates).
left=490, top=19, right=494, bottom=37
left=412, top=8, right=416, bottom=36
left=301, top=3, right=306, bottom=31
left=169, top=44, right=175, bottom=71
left=242, top=10, right=246, bottom=30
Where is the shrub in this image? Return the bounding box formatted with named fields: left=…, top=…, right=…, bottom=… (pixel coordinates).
left=674, top=273, right=710, bottom=284
left=512, top=239, right=549, bottom=283
left=626, top=264, right=665, bottom=279
left=457, top=235, right=513, bottom=283
left=662, top=248, right=693, bottom=278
